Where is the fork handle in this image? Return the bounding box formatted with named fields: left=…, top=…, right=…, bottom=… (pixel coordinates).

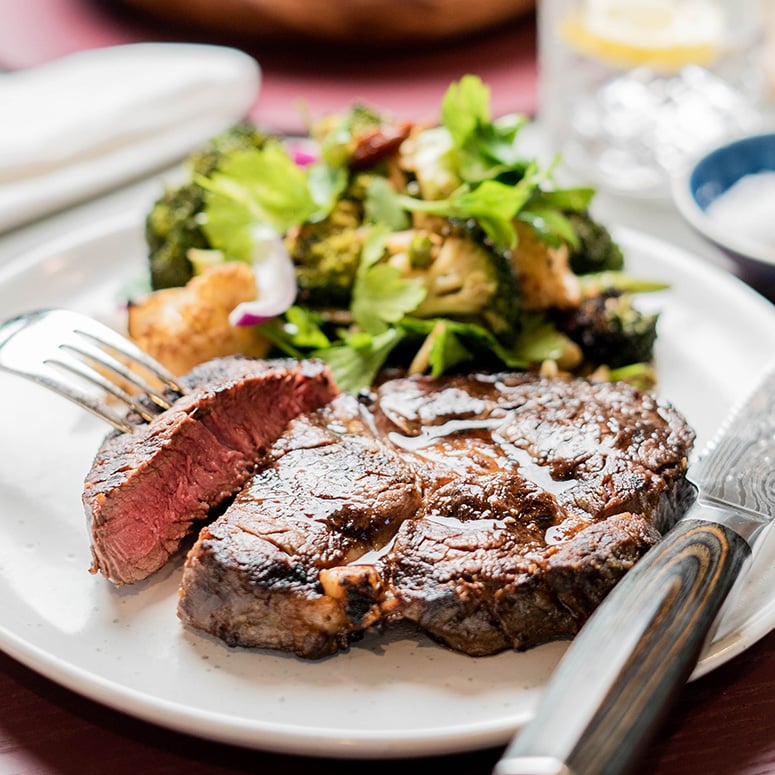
left=494, top=507, right=753, bottom=775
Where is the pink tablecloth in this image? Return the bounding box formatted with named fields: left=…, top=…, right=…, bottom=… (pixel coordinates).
left=0, top=0, right=536, bottom=133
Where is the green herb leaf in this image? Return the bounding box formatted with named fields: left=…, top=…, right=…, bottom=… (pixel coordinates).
left=200, top=142, right=318, bottom=260
left=315, top=328, right=405, bottom=392
left=351, top=226, right=427, bottom=334
left=400, top=317, right=530, bottom=369
left=426, top=322, right=473, bottom=376
left=512, top=314, right=573, bottom=363
left=530, top=186, right=595, bottom=213
left=398, top=179, right=531, bottom=249
left=454, top=181, right=529, bottom=248
left=259, top=306, right=330, bottom=356
left=187, top=248, right=227, bottom=275
left=518, top=207, right=581, bottom=249
left=407, top=314, right=570, bottom=368
left=359, top=224, right=389, bottom=269
left=198, top=187, right=256, bottom=262
left=411, top=126, right=461, bottom=200
left=351, top=264, right=427, bottom=334
left=477, top=114, right=529, bottom=168
left=441, top=74, right=492, bottom=149
left=306, top=162, right=348, bottom=219
left=440, top=75, right=529, bottom=183
left=282, top=306, right=332, bottom=348
left=364, top=177, right=411, bottom=230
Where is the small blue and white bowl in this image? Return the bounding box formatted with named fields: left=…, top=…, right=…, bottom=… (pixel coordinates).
left=672, top=132, right=775, bottom=271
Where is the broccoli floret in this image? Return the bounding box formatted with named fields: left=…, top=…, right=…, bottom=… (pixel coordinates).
left=187, top=121, right=269, bottom=177
left=145, top=182, right=207, bottom=289
left=409, top=226, right=521, bottom=341
left=286, top=200, right=364, bottom=308
left=567, top=212, right=624, bottom=275
left=557, top=289, right=658, bottom=368
left=146, top=123, right=269, bottom=290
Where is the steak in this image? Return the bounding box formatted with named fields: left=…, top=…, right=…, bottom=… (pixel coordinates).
left=177, top=393, right=422, bottom=657
left=83, top=357, right=338, bottom=586
left=177, top=371, right=696, bottom=658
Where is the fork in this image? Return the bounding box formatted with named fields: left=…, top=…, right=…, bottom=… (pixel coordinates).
left=0, top=308, right=188, bottom=433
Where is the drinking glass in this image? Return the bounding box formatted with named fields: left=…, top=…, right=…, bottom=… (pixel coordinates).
left=538, top=0, right=767, bottom=198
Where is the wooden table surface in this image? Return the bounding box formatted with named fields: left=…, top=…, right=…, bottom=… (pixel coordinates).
left=0, top=3, right=774, bottom=773
left=1, top=627, right=774, bottom=775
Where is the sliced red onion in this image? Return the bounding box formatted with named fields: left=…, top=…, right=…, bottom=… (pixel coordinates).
left=292, top=148, right=318, bottom=167
left=229, top=228, right=297, bottom=327
left=284, top=138, right=319, bottom=167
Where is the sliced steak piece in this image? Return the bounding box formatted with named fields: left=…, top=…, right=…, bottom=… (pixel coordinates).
left=83, top=357, right=338, bottom=586
left=372, top=373, right=695, bottom=654
left=177, top=371, right=695, bottom=658
left=382, top=511, right=660, bottom=655
left=177, top=394, right=423, bottom=659
left=372, top=372, right=695, bottom=530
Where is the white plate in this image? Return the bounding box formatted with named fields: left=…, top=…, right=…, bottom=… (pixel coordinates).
left=0, top=213, right=774, bottom=759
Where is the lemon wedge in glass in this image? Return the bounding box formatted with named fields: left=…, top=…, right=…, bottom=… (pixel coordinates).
left=560, top=0, right=724, bottom=72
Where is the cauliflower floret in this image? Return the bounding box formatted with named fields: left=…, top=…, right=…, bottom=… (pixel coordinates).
left=511, top=221, right=582, bottom=311
left=127, top=262, right=270, bottom=376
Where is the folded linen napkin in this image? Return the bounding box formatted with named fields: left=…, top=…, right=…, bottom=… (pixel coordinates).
left=0, top=42, right=260, bottom=233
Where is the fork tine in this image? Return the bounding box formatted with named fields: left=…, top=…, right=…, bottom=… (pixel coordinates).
left=0, top=308, right=189, bottom=433
left=46, top=351, right=160, bottom=423
left=74, top=322, right=186, bottom=397
left=59, top=340, right=174, bottom=412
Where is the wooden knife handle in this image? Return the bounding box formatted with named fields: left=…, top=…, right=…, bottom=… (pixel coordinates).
left=495, top=505, right=753, bottom=775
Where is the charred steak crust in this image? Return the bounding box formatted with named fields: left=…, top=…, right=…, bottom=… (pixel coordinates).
left=177, top=371, right=696, bottom=659
left=177, top=394, right=423, bottom=658
left=83, top=357, right=338, bottom=586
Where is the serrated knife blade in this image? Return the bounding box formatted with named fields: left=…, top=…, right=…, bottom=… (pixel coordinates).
left=495, top=362, right=775, bottom=775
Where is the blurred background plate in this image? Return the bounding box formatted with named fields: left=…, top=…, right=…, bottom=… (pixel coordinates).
left=115, top=0, right=535, bottom=47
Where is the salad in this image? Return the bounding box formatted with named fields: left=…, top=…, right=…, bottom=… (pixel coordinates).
left=130, top=75, right=664, bottom=391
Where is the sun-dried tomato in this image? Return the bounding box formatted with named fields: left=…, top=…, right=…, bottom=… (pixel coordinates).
left=350, top=121, right=412, bottom=170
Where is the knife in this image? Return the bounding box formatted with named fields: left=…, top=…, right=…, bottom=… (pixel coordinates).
left=494, top=362, right=775, bottom=775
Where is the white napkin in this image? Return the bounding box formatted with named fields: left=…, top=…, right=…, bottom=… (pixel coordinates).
left=0, top=42, right=261, bottom=233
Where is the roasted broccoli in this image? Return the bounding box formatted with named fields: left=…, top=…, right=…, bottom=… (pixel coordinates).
left=285, top=200, right=365, bottom=308
left=146, top=123, right=269, bottom=290
left=406, top=224, right=521, bottom=341
left=145, top=182, right=207, bottom=290
left=566, top=211, right=624, bottom=275
left=556, top=288, right=658, bottom=368
left=186, top=121, right=270, bottom=177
